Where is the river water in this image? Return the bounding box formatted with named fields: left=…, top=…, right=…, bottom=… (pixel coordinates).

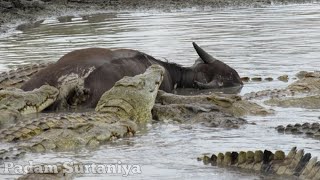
left=0, top=3, right=320, bottom=180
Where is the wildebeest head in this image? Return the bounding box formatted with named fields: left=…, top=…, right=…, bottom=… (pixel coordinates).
left=191, top=42, right=243, bottom=89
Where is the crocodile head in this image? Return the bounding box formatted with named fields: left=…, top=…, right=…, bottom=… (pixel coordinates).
left=0, top=85, right=59, bottom=115
left=95, top=64, right=165, bottom=124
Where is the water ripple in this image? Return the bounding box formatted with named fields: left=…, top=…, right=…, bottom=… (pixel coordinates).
left=0, top=3, right=320, bottom=179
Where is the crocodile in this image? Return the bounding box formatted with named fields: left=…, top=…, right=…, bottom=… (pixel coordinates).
left=198, top=147, right=320, bottom=180
left=276, top=122, right=320, bottom=140
left=152, top=103, right=248, bottom=128
left=0, top=65, right=164, bottom=158
left=0, top=57, right=318, bottom=179
left=262, top=71, right=320, bottom=109
left=0, top=65, right=257, bottom=130
left=265, top=95, right=320, bottom=109
left=149, top=88, right=274, bottom=128
left=243, top=71, right=320, bottom=102
left=1, top=64, right=318, bottom=131
left=0, top=44, right=252, bottom=130
left=156, top=90, right=273, bottom=117
left=0, top=62, right=52, bottom=90
left=241, top=74, right=290, bottom=82
left=0, top=85, right=59, bottom=128
left=0, top=85, right=251, bottom=130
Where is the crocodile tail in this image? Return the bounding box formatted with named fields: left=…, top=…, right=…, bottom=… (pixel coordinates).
left=276, top=122, right=320, bottom=140
left=198, top=147, right=320, bottom=180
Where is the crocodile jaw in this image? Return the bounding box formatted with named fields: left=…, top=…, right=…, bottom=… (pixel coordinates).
left=0, top=85, right=59, bottom=114
left=20, top=96, right=57, bottom=114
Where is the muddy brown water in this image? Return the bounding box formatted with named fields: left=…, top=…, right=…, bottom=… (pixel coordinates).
left=0, top=3, right=320, bottom=179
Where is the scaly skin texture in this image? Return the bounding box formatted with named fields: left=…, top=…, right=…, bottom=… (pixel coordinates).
left=0, top=85, right=59, bottom=114
left=198, top=147, right=320, bottom=180
left=152, top=103, right=247, bottom=128
left=265, top=95, right=320, bottom=109
left=276, top=122, right=320, bottom=140
left=262, top=71, right=320, bottom=109
left=0, top=62, right=52, bottom=90
left=0, top=112, right=138, bottom=152
left=0, top=85, right=59, bottom=128
left=156, top=90, right=272, bottom=117
left=96, top=64, right=164, bottom=124
left=241, top=74, right=290, bottom=82
left=0, top=65, right=164, bottom=157
left=244, top=71, right=320, bottom=103
left=288, top=71, right=320, bottom=93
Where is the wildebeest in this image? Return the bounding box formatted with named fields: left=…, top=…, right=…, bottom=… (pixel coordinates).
left=21, top=42, right=242, bottom=109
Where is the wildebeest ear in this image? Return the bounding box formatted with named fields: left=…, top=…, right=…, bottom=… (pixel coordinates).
left=192, top=42, right=218, bottom=64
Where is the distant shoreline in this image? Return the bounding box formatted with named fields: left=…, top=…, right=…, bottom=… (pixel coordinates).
left=0, top=0, right=317, bottom=36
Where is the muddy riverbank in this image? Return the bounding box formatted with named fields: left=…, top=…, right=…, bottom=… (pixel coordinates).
left=0, top=0, right=317, bottom=34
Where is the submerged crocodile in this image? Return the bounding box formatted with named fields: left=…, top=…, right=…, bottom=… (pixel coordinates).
left=198, top=147, right=320, bottom=180
left=241, top=74, right=289, bottom=82
left=276, top=122, right=320, bottom=140
left=0, top=65, right=164, bottom=158
left=263, top=71, right=320, bottom=109
left=244, top=71, right=320, bottom=102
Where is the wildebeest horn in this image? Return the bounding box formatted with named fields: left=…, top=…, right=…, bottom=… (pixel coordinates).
left=192, top=42, right=218, bottom=64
